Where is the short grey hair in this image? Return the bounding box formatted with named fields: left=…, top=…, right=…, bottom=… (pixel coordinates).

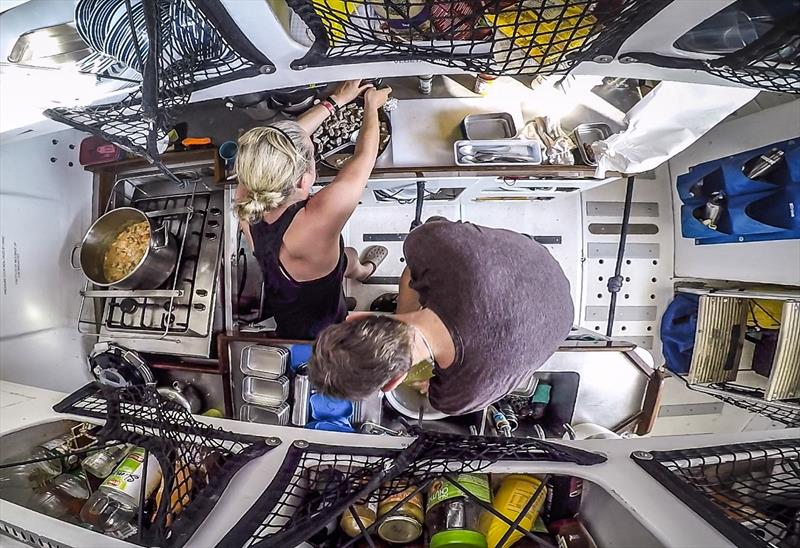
left=309, top=316, right=415, bottom=401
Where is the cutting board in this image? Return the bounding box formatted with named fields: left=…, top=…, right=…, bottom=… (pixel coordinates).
left=390, top=98, right=524, bottom=167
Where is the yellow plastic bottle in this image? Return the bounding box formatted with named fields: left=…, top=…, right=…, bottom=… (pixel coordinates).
left=478, top=475, right=548, bottom=548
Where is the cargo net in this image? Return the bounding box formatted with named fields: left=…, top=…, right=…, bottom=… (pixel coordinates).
left=634, top=439, right=800, bottom=548
left=689, top=383, right=800, bottom=429
left=51, top=383, right=273, bottom=547
left=288, top=0, right=667, bottom=75
left=44, top=0, right=273, bottom=160
left=705, top=22, right=800, bottom=94
left=220, top=431, right=605, bottom=547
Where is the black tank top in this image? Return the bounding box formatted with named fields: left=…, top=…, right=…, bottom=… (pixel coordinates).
left=250, top=200, right=347, bottom=340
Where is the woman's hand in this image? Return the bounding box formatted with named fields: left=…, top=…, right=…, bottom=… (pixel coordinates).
left=330, top=79, right=373, bottom=106
left=364, top=86, right=392, bottom=111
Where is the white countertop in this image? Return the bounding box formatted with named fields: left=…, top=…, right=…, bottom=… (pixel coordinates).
left=1, top=381, right=797, bottom=548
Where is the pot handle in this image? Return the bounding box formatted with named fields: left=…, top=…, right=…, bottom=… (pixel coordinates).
left=153, top=223, right=170, bottom=249
left=70, top=244, right=82, bottom=270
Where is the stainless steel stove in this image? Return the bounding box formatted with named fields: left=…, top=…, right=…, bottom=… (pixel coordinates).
left=79, top=162, right=224, bottom=357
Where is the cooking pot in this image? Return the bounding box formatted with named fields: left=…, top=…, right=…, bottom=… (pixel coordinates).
left=72, top=207, right=178, bottom=289
left=157, top=381, right=204, bottom=414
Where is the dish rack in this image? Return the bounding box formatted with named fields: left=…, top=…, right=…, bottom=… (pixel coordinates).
left=75, top=169, right=204, bottom=346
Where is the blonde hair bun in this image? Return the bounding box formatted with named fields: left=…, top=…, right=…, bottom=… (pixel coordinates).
left=235, top=121, right=314, bottom=222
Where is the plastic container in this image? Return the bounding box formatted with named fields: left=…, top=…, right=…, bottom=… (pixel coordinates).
left=478, top=475, right=548, bottom=548
left=431, top=529, right=489, bottom=548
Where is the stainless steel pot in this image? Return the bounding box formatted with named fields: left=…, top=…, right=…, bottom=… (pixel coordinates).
left=73, top=207, right=178, bottom=289
left=157, top=381, right=203, bottom=414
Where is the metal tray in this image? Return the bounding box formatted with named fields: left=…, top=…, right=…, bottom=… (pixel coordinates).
left=240, top=345, right=288, bottom=379
left=454, top=139, right=543, bottom=167
left=461, top=113, right=517, bottom=140
left=239, top=402, right=290, bottom=426
left=242, top=375, right=290, bottom=407
left=573, top=123, right=612, bottom=166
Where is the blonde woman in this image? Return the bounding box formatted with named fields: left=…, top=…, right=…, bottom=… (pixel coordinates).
left=235, top=80, right=392, bottom=339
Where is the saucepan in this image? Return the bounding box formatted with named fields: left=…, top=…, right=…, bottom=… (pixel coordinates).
left=71, top=207, right=178, bottom=289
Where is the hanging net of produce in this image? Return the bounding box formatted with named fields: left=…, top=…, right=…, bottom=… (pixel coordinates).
left=704, top=21, right=800, bottom=94
left=44, top=0, right=274, bottom=162
left=634, top=438, right=800, bottom=548
left=286, top=0, right=672, bottom=75
left=50, top=383, right=275, bottom=547
left=220, top=431, right=605, bottom=547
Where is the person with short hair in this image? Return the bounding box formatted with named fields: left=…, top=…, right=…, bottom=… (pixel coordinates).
left=234, top=80, right=392, bottom=339
left=309, top=218, right=574, bottom=415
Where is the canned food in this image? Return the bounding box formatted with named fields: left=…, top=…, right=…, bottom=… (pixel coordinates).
left=341, top=499, right=378, bottom=537
left=378, top=514, right=423, bottom=544
left=377, top=485, right=424, bottom=543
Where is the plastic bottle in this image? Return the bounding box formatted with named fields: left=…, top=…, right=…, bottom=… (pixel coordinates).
left=478, top=475, right=548, bottom=548
left=79, top=447, right=162, bottom=533
left=0, top=432, right=82, bottom=491
left=30, top=469, right=91, bottom=520
left=82, top=443, right=132, bottom=479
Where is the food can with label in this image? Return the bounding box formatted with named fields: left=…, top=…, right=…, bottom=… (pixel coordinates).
left=377, top=484, right=424, bottom=543
left=341, top=499, right=378, bottom=538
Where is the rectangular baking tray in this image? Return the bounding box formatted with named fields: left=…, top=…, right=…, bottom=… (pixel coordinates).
left=573, top=123, right=612, bottom=166
left=461, top=113, right=517, bottom=140
left=239, top=402, right=290, bottom=426
left=454, top=139, right=543, bottom=167
left=240, top=345, right=288, bottom=379
left=242, top=375, right=290, bottom=407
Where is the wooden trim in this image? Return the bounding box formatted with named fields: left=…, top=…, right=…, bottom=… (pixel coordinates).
left=83, top=148, right=218, bottom=174
left=637, top=369, right=667, bottom=435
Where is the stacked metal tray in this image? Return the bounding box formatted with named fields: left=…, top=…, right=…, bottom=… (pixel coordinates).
left=239, top=345, right=291, bottom=425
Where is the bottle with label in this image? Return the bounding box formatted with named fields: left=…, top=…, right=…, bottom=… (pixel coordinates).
left=427, top=474, right=491, bottom=548
left=479, top=475, right=548, bottom=548
left=30, top=469, right=91, bottom=521
left=82, top=443, right=132, bottom=480
left=79, top=447, right=162, bottom=533
left=0, top=431, right=89, bottom=491
left=549, top=519, right=598, bottom=548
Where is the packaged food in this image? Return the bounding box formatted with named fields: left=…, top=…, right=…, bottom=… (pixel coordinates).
left=341, top=499, right=378, bottom=538
left=544, top=476, right=583, bottom=522
left=377, top=484, right=424, bottom=543
left=478, top=475, right=548, bottom=548
left=426, top=474, right=491, bottom=537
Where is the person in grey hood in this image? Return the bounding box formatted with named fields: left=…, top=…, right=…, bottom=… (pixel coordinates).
left=308, top=218, right=574, bottom=415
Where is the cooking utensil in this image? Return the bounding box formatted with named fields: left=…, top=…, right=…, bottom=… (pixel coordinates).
left=73, top=207, right=178, bottom=289
left=157, top=381, right=203, bottom=413
left=461, top=153, right=533, bottom=163
left=573, top=123, right=612, bottom=166
left=461, top=113, right=517, bottom=140
left=242, top=376, right=290, bottom=407
left=454, top=139, right=542, bottom=167
left=319, top=130, right=359, bottom=160
left=385, top=383, right=448, bottom=421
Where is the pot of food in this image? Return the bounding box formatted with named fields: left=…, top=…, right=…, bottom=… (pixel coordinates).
left=73, top=207, right=178, bottom=289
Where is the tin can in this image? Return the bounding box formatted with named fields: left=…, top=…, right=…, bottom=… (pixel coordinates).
left=418, top=75, right=433, bottom=95
left=473, top=73, right=498, bottom=95
left=377, top=485, right=424, bottom=543
left=341, top=499, right=378, bottom=537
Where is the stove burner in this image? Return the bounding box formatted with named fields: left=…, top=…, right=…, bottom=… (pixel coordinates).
left=119, top=298, right=139, bottom=314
